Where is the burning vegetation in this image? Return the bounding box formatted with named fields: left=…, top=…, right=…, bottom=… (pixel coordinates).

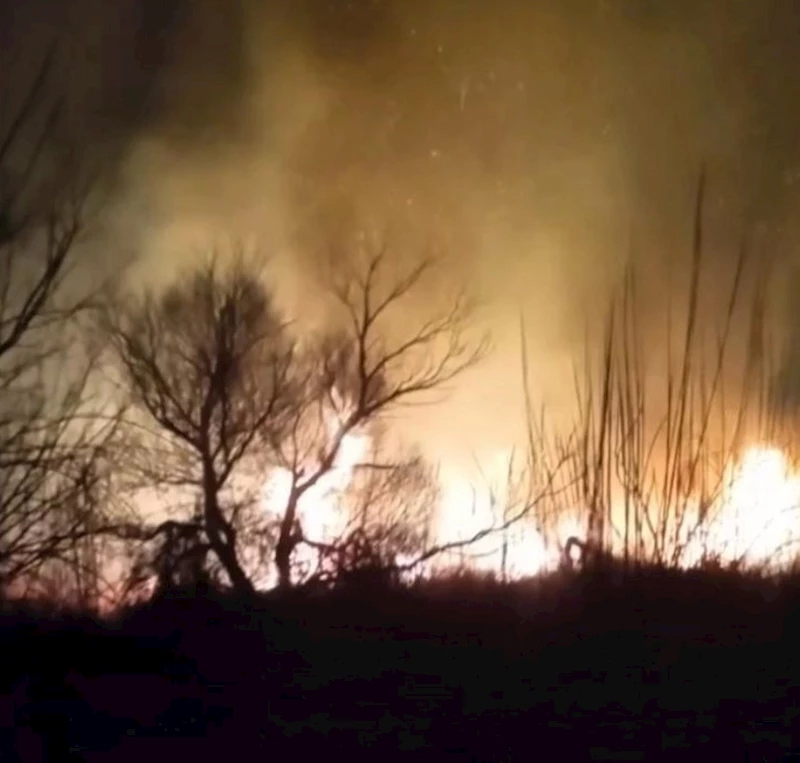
left=2, top=92, right=800, bottom=604
left=3, top=8, right=800, bottom=760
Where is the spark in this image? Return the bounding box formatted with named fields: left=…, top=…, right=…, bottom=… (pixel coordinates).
left=459, top=76, right=470, bottom=112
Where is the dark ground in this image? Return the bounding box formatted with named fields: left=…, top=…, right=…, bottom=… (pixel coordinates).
left=2, top=567, right=800, bottom=761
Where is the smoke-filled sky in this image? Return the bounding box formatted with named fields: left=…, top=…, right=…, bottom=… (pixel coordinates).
left=4, top=0, right=800, bottom=467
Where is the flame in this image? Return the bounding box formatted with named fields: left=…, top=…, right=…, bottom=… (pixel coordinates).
left=261, top=411, right=370, bottom=582
left=262, top=418, right=800, bottom=582
left=431, top=456, right=557, bottom=577
left=692, top=446, right=800, bottom=568
left=261, top=430, right=571, bottom=582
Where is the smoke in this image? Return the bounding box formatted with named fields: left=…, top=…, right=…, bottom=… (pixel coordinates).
left=6, top=0, right=800, bottom=462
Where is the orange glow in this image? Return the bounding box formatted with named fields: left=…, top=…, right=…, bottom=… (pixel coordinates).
left=261, top=412, right=370, bottom=584
left=261, top=430, right=579, bottom=582
left=262, top=429, right=800, bottom=582
left=682, top=445, right=800, bottom=569
left=431, top=455, right=562, bottom=577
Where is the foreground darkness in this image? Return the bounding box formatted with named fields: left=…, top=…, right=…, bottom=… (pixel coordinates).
left=2, top=568, right=800, bottom=761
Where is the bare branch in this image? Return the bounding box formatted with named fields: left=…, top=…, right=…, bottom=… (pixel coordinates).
left=100, top=249, right=295, bottom=597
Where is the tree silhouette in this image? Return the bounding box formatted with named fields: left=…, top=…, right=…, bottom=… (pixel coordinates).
left=0, top=49, right=114, bottom=596
left=264, top=239, right=488, bottom=589
left=103, top=239, right=493, bottom=594
left=101, top=253, right=294, bottom=597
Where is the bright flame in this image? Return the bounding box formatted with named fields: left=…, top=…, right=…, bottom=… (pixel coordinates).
left=262, top=433, right=572, bottom=582
left=431, top=455, right=559, bottom=577
left=261, top=413, right=370, bottom=583
left=702, top=446, right=800, bottom=568
left=262, top=422, right=800, bottom=584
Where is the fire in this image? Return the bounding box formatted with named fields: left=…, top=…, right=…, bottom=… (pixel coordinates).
left=432, top=456, right=557, bottom=577
left=261, top=432, right=570, bottom=581
left=261, top=416, right=370, bottom=583
left=262, top=425, right=800, bottom=583
left=697, top=446, right=800, bottom=568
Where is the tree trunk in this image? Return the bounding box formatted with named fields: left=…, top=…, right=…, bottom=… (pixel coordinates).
left=201, top=461, right=255, bottom=598
left=275, top=495, right=300, bottom=590
left=212, top=533, right=255, bottom=597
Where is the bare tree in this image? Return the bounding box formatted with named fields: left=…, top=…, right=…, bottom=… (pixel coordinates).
left=263, top=242, right=488, bottom=589
left=0, top=49, right=115, bottom=597
left=100, top=253, right=294, bottom=597
left=103, top=239, right=568, bottom=595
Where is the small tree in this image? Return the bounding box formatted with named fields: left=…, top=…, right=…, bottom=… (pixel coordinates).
left=101, top=253, right=294, bottom=597
left=264, top=239, right=488, bottom=589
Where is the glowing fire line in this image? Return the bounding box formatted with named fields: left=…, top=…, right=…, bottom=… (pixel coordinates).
left=262, top=430, right=800, bottom=583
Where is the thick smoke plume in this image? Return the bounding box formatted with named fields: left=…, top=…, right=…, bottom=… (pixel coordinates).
left=5, top=0, right=800, bottom=465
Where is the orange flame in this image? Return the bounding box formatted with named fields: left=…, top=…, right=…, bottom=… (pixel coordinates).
left=262, top=425, right=800, bottom=582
